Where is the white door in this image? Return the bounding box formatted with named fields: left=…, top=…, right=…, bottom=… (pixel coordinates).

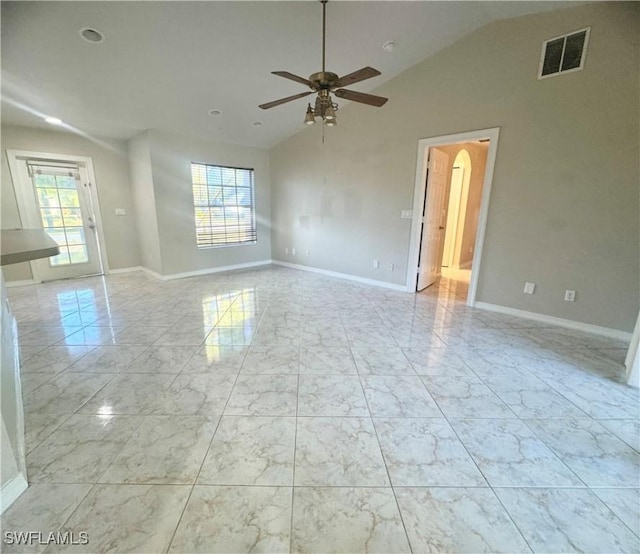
left=417, top=148, right=449, bottom=290
left=442, top=166, right=464, bottom=268
left=24, top=161, right=103, bottom=280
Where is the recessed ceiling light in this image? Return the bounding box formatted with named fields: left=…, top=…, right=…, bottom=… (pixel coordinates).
left=44, top=117, right=63, bottom=125
left=208, top=109, right=222, bottom=117
left=382, top=40, right=396, bottom=53
left=252, top=121, right=263, bottom=127
left=80, top=28, right=105, bottom=44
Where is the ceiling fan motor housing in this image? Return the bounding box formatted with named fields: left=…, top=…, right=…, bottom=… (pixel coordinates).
left=309, top=72, right=339, bottom=89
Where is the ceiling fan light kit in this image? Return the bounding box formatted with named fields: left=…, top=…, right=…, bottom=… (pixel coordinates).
left=304, top=104, right=315, bottom=125
left=259, top=0, right=388, bottom=129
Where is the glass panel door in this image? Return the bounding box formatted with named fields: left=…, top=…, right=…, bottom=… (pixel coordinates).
left=29, top=163, right=103, bottom=280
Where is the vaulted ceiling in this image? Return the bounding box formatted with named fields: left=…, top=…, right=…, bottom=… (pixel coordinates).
left=2, top=1, right=574, bottom=149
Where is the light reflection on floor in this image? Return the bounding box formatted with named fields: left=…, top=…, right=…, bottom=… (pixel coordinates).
left=4, top=265, right=637, bottom=554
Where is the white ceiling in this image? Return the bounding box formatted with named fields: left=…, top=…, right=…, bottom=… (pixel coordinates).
left=2, top=1, right=574, bottom=149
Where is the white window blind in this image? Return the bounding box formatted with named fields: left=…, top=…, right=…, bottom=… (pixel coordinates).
left=27, top=160, right=81, bottom=178
left=191, top=162, right=257, bottom=248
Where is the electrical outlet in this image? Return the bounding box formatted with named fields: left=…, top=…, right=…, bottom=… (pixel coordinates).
left=524, top=282, right=536, bottom=295
left=564, top=289, right=576, bottom=302
left=291, top=248, right=296, bottom=256
left=285, top=247, right=289, bottom=255
left=115, top=208, right=126, bottom=216
left=373, top=259, right=380, bottom=269
left=304, top=250, right=310, bottom=256
left=400, top=209, right=413, bottom=219
left=388, top=263, right=395, bottom=271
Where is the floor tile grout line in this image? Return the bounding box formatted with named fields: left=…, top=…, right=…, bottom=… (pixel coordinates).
left=22, top=481, right=639, bottom=489
left=515, top=418, right=599, bottom=489
left=69, top=372, right=120, bottom=416
left=10, top=267, right=636, bottom=553
left=414, top=344, right=539, bottom=554
left=90, top=413, right=149, bottom=485
left=427, top=394, right=491, bottom=489
left=289, top=351, right=301, bottom=553
left=163, top=341, right=247, bottom=554
left=489, top=487, right=537, bottom=554
left=288, top=289, right=305, bottom=551
left=534, top=371, right=625, bottom=416
left=587, top=488, right=640, bottom=541
left=23, top=412, right=73, bottom=457
left=476, top=365, right=591, bottom=420
left=44, top=481, right=98, bottom=541
left=349, top=342, right=415, bottom=554
left=20, top=373, right=56, bottom=399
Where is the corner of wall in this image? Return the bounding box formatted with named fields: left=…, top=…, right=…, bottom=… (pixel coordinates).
left=127, top=131, right=163, bottom=275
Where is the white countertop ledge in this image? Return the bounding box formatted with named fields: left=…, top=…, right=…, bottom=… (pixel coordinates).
left=1, top=229, right=60, bottom=266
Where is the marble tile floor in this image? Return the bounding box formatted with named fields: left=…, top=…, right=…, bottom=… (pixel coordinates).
left=3, top=266, right=639, bottom=553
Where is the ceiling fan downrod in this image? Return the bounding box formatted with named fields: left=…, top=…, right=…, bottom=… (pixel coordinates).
left=258, top=0, right=388, bottom=127
left=321, top=0, right=327, bottom=73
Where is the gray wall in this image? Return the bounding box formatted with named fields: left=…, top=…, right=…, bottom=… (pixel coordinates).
left=128, top=132, right=162, bottom=274
left=269, top=3, right=639, bottom=332
left=1, top=125, right=141, bottom=278
left=145, top=130, right=272, bottom=275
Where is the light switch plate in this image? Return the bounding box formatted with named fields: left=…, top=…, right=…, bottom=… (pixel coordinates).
left=115, top=208, right=126, bottom=216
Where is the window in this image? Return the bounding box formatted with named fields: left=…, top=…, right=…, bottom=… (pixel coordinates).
left=191, top=162, right=257, bottom=248
left=538, top=27, right=590, bottom=79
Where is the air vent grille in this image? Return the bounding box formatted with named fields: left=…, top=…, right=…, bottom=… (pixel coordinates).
left=538, top=28, right=590, bottom=79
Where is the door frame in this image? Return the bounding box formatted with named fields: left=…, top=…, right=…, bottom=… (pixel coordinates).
left=6, top=149, right=110, bottom=282
left=405, top=127, right=500, bottom=306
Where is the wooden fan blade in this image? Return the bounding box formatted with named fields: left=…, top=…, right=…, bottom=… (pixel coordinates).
left=334, top=89, right=388, bottom=107
left=332, top=66, right=381, bottom=88
left=259, top=91, right=313, bottom=110
left=272, top=71, right=318, bottom=89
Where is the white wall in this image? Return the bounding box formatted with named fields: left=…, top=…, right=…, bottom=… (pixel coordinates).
left=269, top=3, right=639, bottom=332
left=144, top=129, right=272, bottom=276
left=0, top=274, right=27, bottom=512
left=1, top=125, right=141, bottom=279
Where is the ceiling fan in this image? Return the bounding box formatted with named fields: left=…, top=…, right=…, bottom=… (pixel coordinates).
left=259, top=0, right=388, bottom=127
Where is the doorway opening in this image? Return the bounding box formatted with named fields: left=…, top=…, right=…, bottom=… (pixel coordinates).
left=7, top=150, right=109, bottom=282
left=406, top=128, right=500, bottom=306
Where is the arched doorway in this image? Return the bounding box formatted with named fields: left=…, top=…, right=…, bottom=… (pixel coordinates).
left=442, top=149, right=471, bottom=269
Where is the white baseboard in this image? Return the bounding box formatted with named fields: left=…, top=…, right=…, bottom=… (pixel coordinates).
left=475, top=301, right=632, bottom=341
left=4, top=279, right=37, bottom=288
left=272, top=260, right=408, bottom=292
left=139, top=267, right=163, bottom=280
left=0, top=473, right=28, bottom=514
left=139, top=260, right=273, bottom=281
left=109, top=266, right=142, bottom=274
